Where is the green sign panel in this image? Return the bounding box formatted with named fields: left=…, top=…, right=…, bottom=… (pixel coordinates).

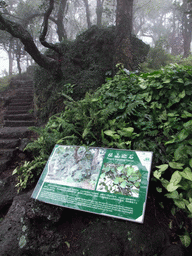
left=32, top=145, right=153, bottom=223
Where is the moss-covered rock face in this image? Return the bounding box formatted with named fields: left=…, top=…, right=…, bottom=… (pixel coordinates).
left=33, top=26, right=149, bottom=123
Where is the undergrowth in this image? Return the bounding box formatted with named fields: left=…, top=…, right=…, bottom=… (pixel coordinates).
left=13, top=63, right=192, bottom=247
left=0, top=74, right=14, bottom=92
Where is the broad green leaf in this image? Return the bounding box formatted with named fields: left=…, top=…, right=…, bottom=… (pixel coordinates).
left=122, top=127, right=134, bottom=134
left=100, top=173, right=105, bottom=179
left=125, top=141, right=131, bottom=145
left=114, top=177, right=120, bottom=184
left=104, top=130, right=120, bottom=140
left=179, top=180, right=190, bottom=190
left=169, top=162, right=184, bottom=169
left=134, top=182, right=140, bottom=188
left=104, top=130, right=116, bottom=136
left=167, top=112, right=178, bottom=117
left=177, top=78, right=184, bottom=83
left=117, top=166, right=124, bottom=172
left=167, top=183, right=180, bottom=192
left=173, top=199, right=185, bottom=209
left=156, top=187, right=162, bottom=193
left=183, top=199, right=189, bottom=206
left=178, top=90, right=185, bottom=98
left=170, top=171, right=182, bottom=185
left=120, top=181, right=127, bottom=188
left=163, top=78, right=171, bottom=83
left=12, top=169, right=18, bottom=175
left=82, top=128, right=89, bottom=138
left=177, top=129, right=189, bottom=141
left=145, top=94, right=152, bottom=102
left=153, top=170, right=162, bottom=179
left=174, top=145, right=186, bottom=161
left=180, top=167, right=192, bottom=181
left=189, top=159, right=192, bottom=168
left=179, top=234, right=191, bottom=247
left=126, top=167, right=134, bottom=176
left=184, top=80, right=192, bottom=86
left=183, top=120, right=192, bottom=129
left=160, top=178, right=169, bottom=189
left=165, top=190, right=179, bottom=199
left=165, top=138, right=176, bottom=145
left=181, top=111, right=192, bottom=118
left=128, top=176, right=138, bottom=182
left=156, top=164, right=169, bottom=172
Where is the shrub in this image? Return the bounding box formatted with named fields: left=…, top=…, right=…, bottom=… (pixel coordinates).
left=14, top=64, right=192, bottom=246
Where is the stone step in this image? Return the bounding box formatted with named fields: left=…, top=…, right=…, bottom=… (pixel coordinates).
left=0, top=127, right=32, bottom=139
left=4, top=114, right=34, bottom=121
left=8, top=102, right=33, bottom=107
left=5, top=109, right=32, bottom=115
left=9, top=98, right=33, bottom=103
left=0, top=149, right=15, bottom=159
left=7, top=105, right=32, bottom=111
left=9, top=97, right=33, bottom=102
left=14, top=93, right=33, bottom=98
left=16, top=86, right=33, bottom=90
left=4, top=120, right=36, bottom=127
left=16, top=90, right=33, bottom=94
left=0, top=139, right=19, bottom=149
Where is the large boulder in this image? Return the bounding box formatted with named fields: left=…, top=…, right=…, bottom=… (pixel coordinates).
left=0, top=188, right=186, bottom=256
left=33, top=26, right=149, bottom=123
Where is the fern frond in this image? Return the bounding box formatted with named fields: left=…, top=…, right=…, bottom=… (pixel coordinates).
left=125, top=100, right=144, bottom=116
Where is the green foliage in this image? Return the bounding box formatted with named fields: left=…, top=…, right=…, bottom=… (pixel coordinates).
left=14, top=63, right=192, bottom=245
left=13, top=156, right=47, bottom=191
left=145, top=42, right=172, bottom=70
left=0, top=75, right=14, bottom=92
left=97, top=164, right=141, bottom=196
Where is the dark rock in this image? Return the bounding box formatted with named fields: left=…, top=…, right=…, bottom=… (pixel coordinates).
left=0, top=188, right=189, bottom=256
left=0, top=175, right=17, bottom=211
left=159, top=244, right=185, bottom=256
left=0, top=191, right=64, bottom=256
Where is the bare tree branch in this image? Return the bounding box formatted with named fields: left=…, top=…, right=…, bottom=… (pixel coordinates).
left=0, top=11, right=60, bottom=73
left=39, top=0, right=62, bottom=53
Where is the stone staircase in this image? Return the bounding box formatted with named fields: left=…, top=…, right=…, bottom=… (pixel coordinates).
left=0, top=80, right=36, bottom=176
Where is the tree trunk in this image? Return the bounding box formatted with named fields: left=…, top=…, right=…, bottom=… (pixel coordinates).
left=8, top=37, right=13, bottom=76
left=182, top=0, right=192, bottom=58
left=96, top=0, right=104, bottom=27
left=8, top=48, right=13, bottom=76
left=15, top=40, right=22, bottom=75
left=57, top=0, right=67, bottom=41
left=83, top=0, right=91, bottom=29
left=114, top=0, right=134, bottom=71
left=0, top=11, right=61, bottom=77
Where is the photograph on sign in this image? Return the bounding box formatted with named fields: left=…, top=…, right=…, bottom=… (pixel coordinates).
left=32, top=145, right=153, bottom=223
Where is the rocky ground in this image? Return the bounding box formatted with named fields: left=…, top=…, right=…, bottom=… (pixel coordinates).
left=0, top=78, right=191, bottom=256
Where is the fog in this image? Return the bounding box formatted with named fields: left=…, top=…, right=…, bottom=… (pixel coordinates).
left=0, top=0, right=191, bottom=77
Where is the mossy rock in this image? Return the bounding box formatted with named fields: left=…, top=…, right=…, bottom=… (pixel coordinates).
left=33, top=26, right=149, bottom=123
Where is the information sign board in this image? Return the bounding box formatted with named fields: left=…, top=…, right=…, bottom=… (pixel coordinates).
left=32, top=145, right=153, bottom=223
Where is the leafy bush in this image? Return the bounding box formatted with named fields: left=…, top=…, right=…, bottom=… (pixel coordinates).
left=14, top=64, right=192, bottom=245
